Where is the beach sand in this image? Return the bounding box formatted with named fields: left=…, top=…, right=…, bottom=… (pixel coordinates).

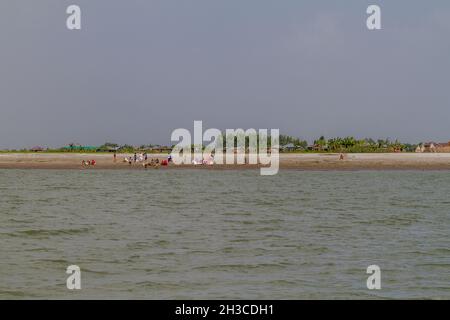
left=1, top=153, right=450, bottom=170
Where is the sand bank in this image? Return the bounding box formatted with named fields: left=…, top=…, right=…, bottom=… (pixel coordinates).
left=1, top=153, right=450, bottom=170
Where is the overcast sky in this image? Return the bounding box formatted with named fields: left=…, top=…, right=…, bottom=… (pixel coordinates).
left=1, top=0, right=449, bottom=148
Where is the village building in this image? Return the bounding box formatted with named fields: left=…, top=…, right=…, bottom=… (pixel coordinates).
left=436, top=142, right=450, bottom=152
left=415, top=141, right=450, bottom=153
left=30, top=146, right=46, bottom=152
left=280, top=143, right=297, bottom=152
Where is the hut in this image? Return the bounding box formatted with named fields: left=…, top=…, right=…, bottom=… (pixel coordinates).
left=436, top=142, right=450, bottom=153
left=281, top=143, right=296, bottom=152
left=30, top=146, right=45, bottom=152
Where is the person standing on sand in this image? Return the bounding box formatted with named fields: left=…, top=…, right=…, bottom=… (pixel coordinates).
left=134, top=153, right=137, bottom=162
left=113, top=152, right=117, bottom=162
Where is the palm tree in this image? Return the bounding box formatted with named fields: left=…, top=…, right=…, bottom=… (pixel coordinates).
left=342, top=136, right=356, bottom=148
left=328, top=138, right=340, bottom=151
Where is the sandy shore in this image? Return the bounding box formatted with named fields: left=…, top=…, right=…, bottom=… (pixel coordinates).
left=1, top=153, right=450, bottom=170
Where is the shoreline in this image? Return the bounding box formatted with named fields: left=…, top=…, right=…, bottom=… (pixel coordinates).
left=1, top=153, right=450, bottom=170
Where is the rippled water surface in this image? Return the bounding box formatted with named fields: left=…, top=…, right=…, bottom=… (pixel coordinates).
left=0, top=169, right=449, bottom=299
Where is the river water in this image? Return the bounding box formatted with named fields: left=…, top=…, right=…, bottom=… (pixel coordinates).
left=0, top=169, right=449, bottom=299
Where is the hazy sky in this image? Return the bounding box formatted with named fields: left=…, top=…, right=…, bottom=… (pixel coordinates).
left=1, top=0, right=449, bottom=148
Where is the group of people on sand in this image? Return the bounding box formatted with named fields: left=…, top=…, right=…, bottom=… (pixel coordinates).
left=82, top=152, right=217, bottom=168
left=123, top=152, right=171, bottom=169
left=192, top=154, right=215, bottom=165
left=82, top=152, right=344, bottom=168
left=122, top=152, right=148, bottom=163
left=81, top=159, right=96, bottom=166
left=142, top=158, right=169, bottom=169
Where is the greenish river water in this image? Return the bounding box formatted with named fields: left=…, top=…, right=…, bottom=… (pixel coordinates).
left=0, top=169, right=449, bottom=299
